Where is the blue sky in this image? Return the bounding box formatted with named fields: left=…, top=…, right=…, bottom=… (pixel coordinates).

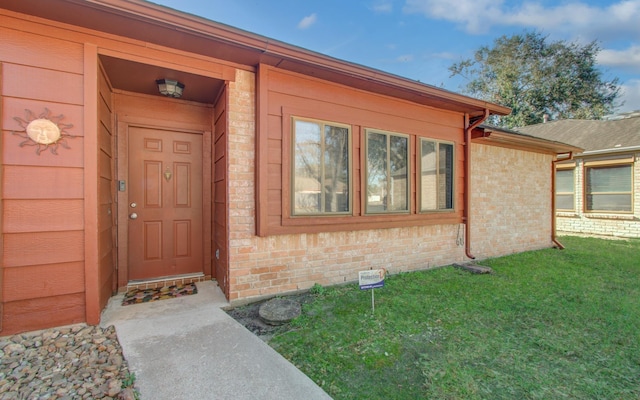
left=152, top=0, right=640, bottom=115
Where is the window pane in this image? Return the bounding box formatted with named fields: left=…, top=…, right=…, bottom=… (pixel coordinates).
left=587, top=194, right=632, bottom=212
left=389, top=135, right=408, bottom=211
left=586, top=165, right=632, bottom=212
left=293, top=121, right=321, bottom=214
left=421, top=140, right=454, bottom=211
left=587, top=165, right=631, bottom=193
left=324, top=125, right=349, bottom=212
left=556, top=194, right=574, bottom=210
left=556, top=169, right=574, bottom=193
left=420, top=140, right=437, bottom=210
left=438, top=143, right=454, bottom=209
left=367, top=132, right=388, bottom=212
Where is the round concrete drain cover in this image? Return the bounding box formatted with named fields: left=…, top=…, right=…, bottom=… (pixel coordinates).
left=258, top=298, right=301, bottom=325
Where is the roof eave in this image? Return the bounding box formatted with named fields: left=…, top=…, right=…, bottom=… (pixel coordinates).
left=0, top=0, right=510, bottom=116
left=580, top=145, right=640, bottom=157
left=474, top=128, right=583, bottom=155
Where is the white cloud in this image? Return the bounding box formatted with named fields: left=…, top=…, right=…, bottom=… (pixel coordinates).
left=618, top=79, right=640, bottom=112
left=610, top=0, right=640, bottom=21
left=598, top=45, right=640, bottom=69
left=402, top=0, right=640, bottom=37
left=372, top=1, right=393, bottom=13
left=399, top=1, right=640, bottom=113
left=403, top=0, right=499, bottom=33
left=297, top=13, right=317, bottom=29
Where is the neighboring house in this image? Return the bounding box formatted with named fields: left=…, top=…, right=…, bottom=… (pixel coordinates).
left=519, top=113, right=640, bottom=239
left=0, top=0, right=578, bottom=335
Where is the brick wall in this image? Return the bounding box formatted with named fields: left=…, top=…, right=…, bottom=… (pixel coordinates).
left=470, top=143, right=554, bottom=258
left=225, top=70, right=560, bottom=304
left=225, top=69, right=467, bottom=303
left=556, top=154, right=640, bottom=238
left=228, top=225, right=467, bottom=303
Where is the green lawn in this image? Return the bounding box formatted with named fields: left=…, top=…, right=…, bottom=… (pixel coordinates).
left=270, top=236, right=640, bottom=399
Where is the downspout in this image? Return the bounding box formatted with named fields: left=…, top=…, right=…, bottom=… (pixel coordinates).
left=464, top=109, right=490, bottom=259
left=551, top=152, right=573, bottom=249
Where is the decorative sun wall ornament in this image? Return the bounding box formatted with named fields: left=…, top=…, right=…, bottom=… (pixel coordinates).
left=12, top=108, right=76, bottom=155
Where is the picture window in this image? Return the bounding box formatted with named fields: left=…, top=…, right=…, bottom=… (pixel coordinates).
left=292, top=118, right=351, bottom=215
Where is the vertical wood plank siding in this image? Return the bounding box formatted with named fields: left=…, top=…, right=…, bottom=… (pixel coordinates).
left=97, top=62, right=116, bottom=314
left=0, top=62, right=4, bottom=332
left=84, top=43, right=100, bottom=325
left=213, top=85, right=229, bottom=296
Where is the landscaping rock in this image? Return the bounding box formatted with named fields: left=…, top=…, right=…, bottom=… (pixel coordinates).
left=0, top=325, right=136, bottom=400
left=453, top=263, right=494, bottom=274
left=259, top=298, right=302, bottom=326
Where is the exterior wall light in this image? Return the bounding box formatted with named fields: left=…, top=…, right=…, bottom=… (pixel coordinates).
left=156, top=79, right=185, bottom=98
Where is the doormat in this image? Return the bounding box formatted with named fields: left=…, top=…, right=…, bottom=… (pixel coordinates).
left=122, top=283, right=198, bottom=306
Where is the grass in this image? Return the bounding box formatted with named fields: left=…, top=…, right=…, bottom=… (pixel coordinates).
left=269, top=236, right=640, bottom=399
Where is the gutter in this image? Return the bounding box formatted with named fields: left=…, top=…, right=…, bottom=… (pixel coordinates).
left=551, top=152, right=574, bottom=249
left=580, top=145, right=640, bottom=156
left=464, top=109, right=490, bottom=259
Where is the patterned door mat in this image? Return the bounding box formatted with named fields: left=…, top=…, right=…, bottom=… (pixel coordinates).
left=122, top=283, right=198, bottom=306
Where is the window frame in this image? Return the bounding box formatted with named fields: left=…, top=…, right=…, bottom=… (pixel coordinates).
left=583, top=157, right=634, bottom=214
left=290, top=116, right=353, bottom=217
left=555, top=165, right=575, bottom=212
left=364, top=128, right=411, bottom=215
left=276, top=110, right=463, bottom=236
left=418, top=138, right=456, bottom=213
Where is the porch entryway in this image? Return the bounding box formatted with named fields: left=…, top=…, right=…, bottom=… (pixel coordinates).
left=97, top=53, right=231, bottom=295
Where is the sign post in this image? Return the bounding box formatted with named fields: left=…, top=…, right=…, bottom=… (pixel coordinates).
left=359, top=269, right=386, bottom=314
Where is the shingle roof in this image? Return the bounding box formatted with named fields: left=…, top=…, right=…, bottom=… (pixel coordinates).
left=476, top=124, right=583, bottom=154
left=517, top=115, right=640, bottom=152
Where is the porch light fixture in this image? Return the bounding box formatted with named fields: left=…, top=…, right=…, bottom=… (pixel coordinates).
left=156, top=79, right=185, bottom=98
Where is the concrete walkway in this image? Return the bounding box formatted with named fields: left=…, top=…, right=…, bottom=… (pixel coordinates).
left=100, top=281, right=332, bottom=400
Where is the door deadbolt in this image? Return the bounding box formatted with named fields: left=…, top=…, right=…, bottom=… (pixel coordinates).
left=130, top=202, right=137, bottom=208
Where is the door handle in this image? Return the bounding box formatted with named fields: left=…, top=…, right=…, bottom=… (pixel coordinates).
left=129, top=212, right=138, bottom=220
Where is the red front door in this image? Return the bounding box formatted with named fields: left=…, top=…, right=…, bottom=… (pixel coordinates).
left=127, top=126, right=203, bottom=281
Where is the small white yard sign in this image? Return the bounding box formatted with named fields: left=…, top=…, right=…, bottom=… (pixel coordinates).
left=359, top=269, right=386, bottom=290
left=359, top=269, right=386, bottom=314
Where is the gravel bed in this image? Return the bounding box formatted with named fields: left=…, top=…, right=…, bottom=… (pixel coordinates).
left=0, top=324, right=136, bottom=400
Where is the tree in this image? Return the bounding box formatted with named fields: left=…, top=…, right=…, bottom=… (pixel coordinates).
left=449, top=31, right=621, bottom=128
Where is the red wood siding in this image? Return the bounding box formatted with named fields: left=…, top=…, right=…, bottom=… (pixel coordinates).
left=1, top=25, right=86, bottom=334
left=257, top=65, right=466, bottom=236
left=1, top=62, right=4, bottom=332
left=3, top=262, right=85, bottom=302
left=97, top=64, right=116, bottom=310
left=0, top=8, right=230, bottom=333
left=3, top=293, right=85, bottom=335
left=213, top=86, right=229, bottom=296
left=3, top=199, right=83, bottom=232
